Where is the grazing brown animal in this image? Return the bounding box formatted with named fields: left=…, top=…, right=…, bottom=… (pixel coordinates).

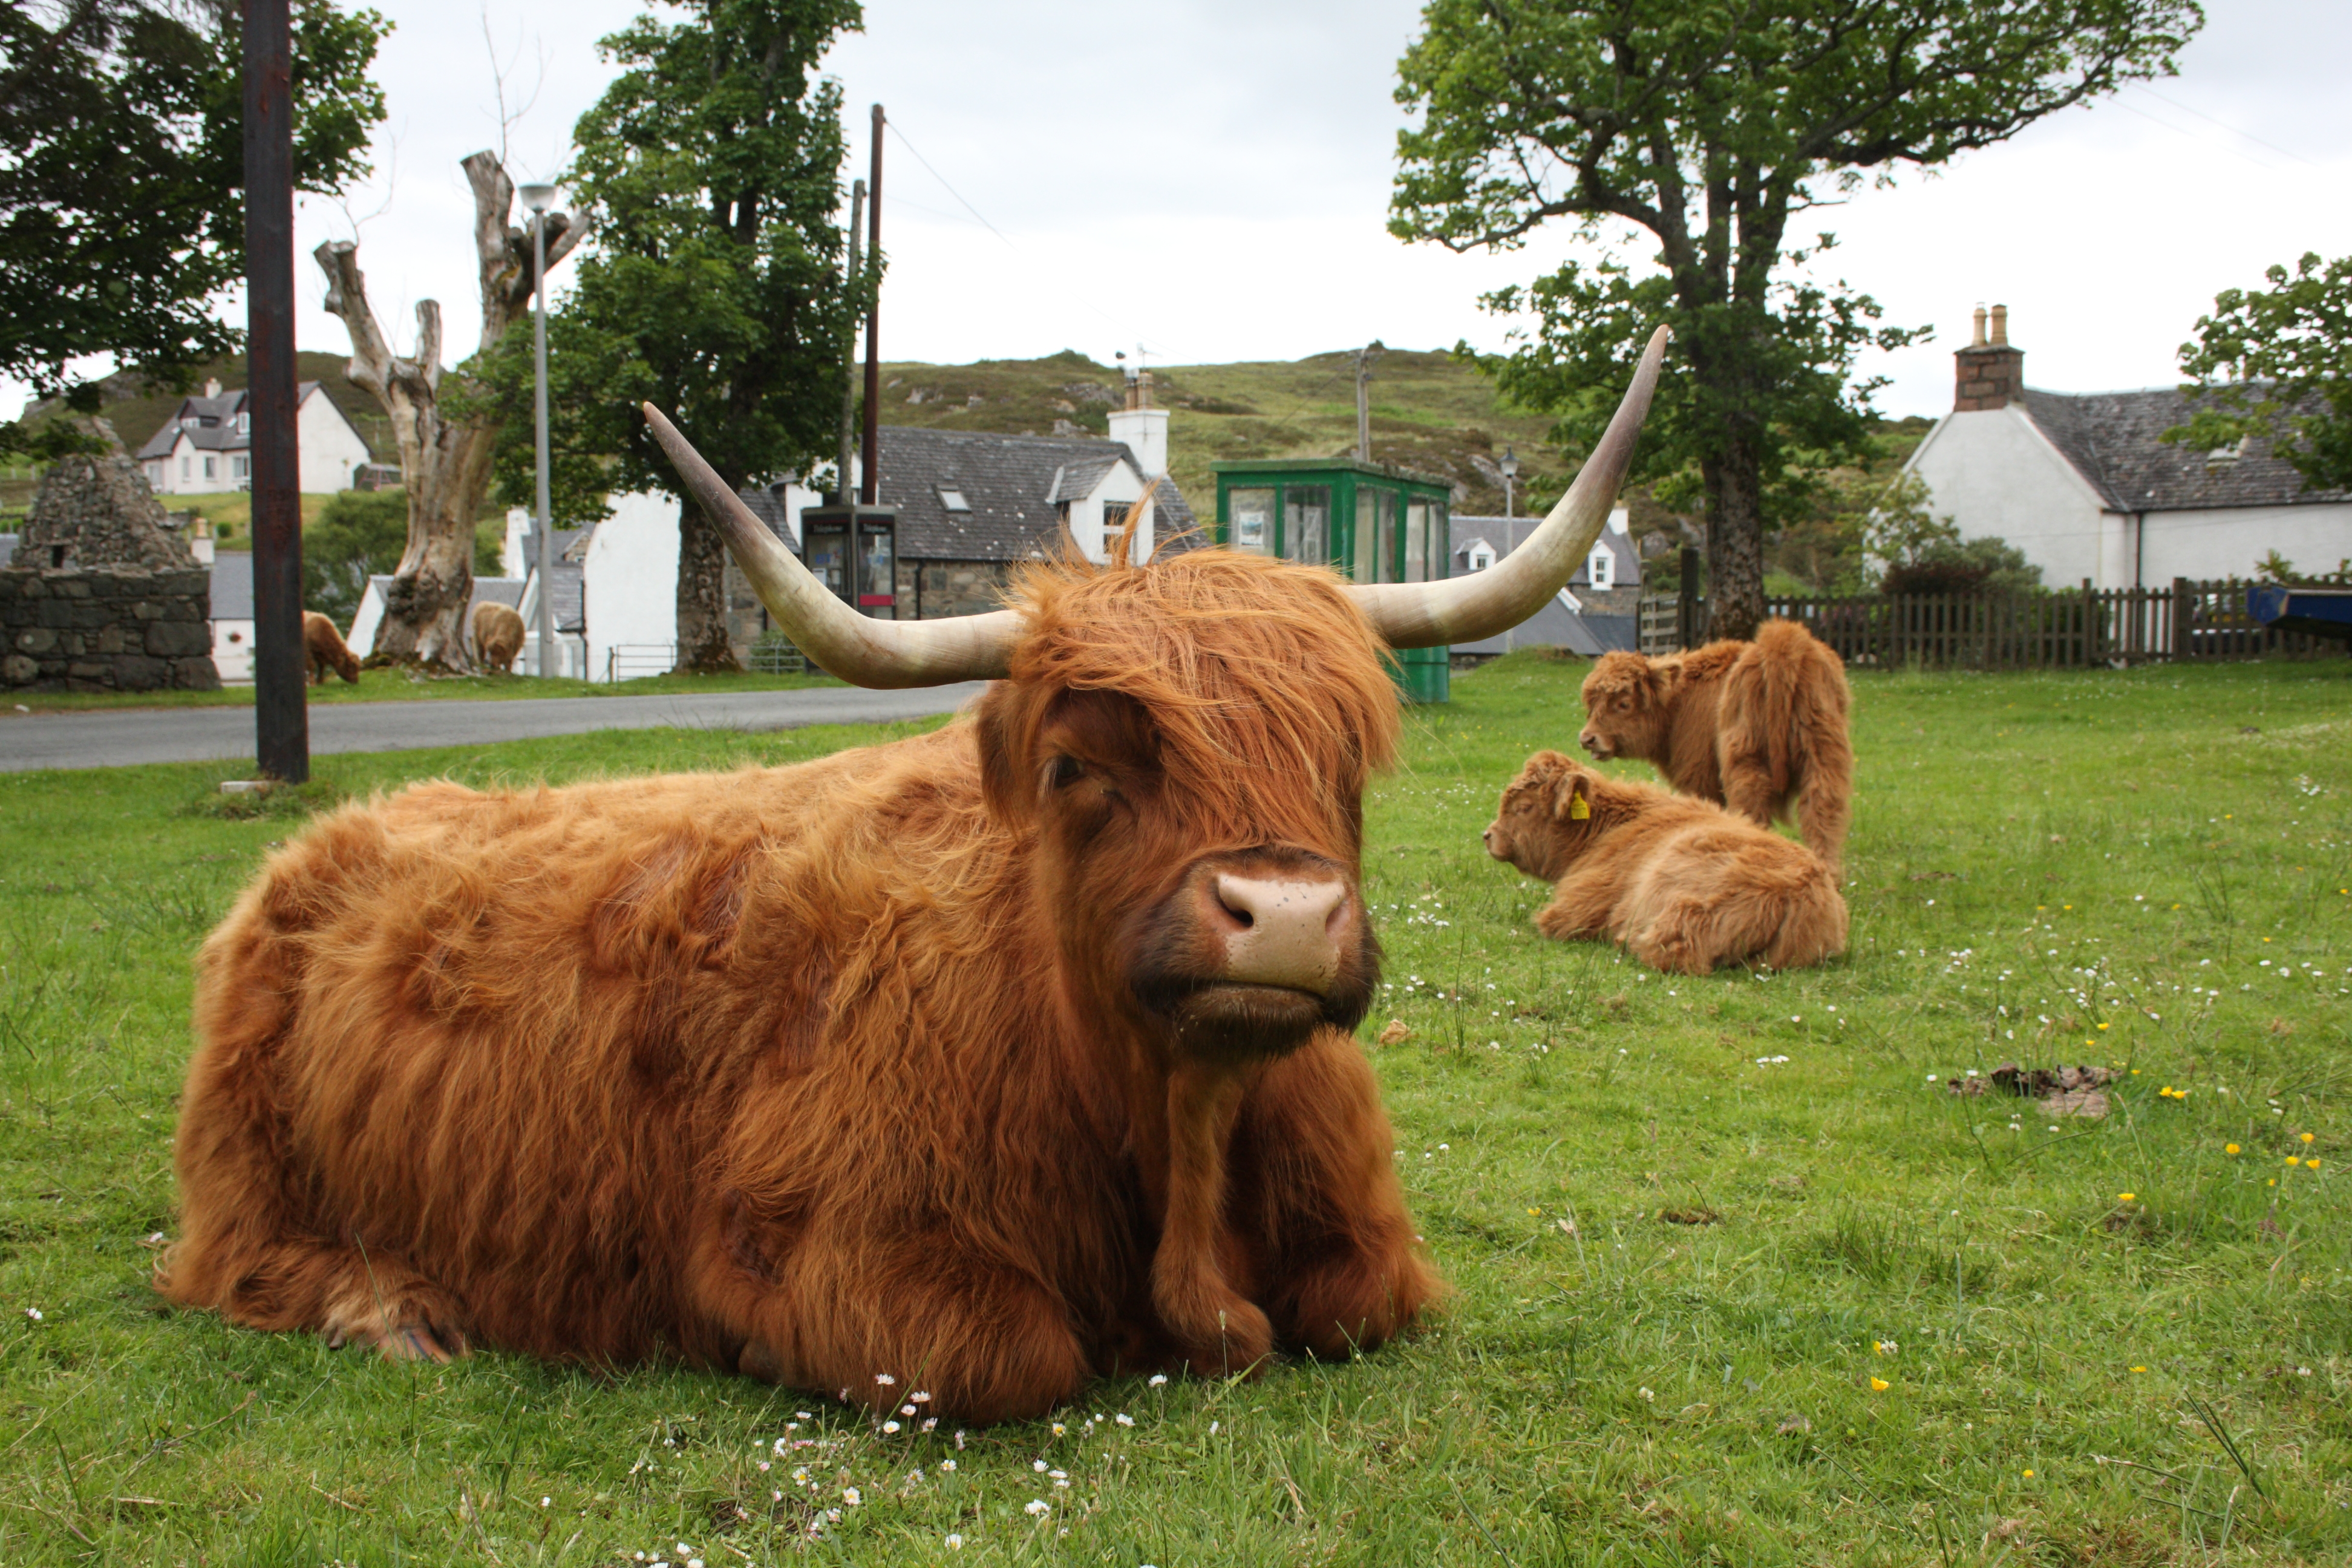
left=302, top=611, right=361, bottom=684
left=1576, top=619, right=1853, bottom=873
left=1484, top=751, right=1847, bottom=975
left=472, top=601, right=526, bottom=673
left=161, top=330, right=1668, bottom=1421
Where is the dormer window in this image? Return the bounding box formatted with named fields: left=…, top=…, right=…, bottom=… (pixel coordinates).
left=1468, top=544, right=1494, bottom=572
left=937, top=483, right=971, bottom=513
left=1587, top=546, right=1613, bottom=590
left=237, top=413, right=250, bottom=436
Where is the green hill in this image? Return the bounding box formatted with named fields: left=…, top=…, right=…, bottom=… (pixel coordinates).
left=871, top=346, right=1579, bottom=521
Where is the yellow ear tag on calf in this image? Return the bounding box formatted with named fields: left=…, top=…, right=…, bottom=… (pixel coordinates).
left=1569, top=795, right=1591, bottom=820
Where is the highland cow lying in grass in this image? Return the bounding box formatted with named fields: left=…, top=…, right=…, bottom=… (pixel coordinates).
left=1483, top=751, right=1847, bottom=975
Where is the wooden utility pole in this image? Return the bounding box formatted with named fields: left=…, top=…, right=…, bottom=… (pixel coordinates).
left=837, top=180, right=865, bottom=505
left=1353, top=341, right=1383, bottom=463
left=243, top=0, right=306, bottom=781
left=858, top=104, right=883, bottom=508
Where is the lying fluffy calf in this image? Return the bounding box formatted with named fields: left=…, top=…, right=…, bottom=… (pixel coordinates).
left=1483, top=751, right=1847, bottom=975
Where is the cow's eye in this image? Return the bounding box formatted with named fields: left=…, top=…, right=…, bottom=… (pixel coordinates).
left=1048, top=754, right=1085, bottom=789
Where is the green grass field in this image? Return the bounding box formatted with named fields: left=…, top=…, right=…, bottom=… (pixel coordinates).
left=1, top=657, right=2346, bottom=1566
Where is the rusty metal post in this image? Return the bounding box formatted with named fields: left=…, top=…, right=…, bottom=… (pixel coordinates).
left=244, top=0, right=307, bottom=781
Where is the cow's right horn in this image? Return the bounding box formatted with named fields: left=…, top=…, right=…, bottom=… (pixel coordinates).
left=1350, top=325, right=1668, bottom=650
left=642, top=403, right=1017, bottom=688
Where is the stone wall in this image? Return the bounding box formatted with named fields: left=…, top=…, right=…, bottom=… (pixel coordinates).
left=0, top=567, right=221, bottom=691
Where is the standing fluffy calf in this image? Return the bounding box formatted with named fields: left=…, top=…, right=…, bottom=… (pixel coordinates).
left=1483, top=751, right=1847, bottom=975
left=472, top=601, right=526, bottom=673
left=302, top=611, right=360, bottom=684
left=1576, top=619, right=1852, bottom=873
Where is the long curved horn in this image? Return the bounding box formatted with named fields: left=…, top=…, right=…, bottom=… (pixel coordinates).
left=1351, top=325, right=1669, bottom=649
left=642, top=403, right=1016, bottom=687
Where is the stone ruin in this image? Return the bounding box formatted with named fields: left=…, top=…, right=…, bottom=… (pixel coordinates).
left=1, top=420, right=221, bottom=691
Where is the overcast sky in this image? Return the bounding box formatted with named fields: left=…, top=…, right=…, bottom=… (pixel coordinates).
left=18, top=0, right=2352, bottom=427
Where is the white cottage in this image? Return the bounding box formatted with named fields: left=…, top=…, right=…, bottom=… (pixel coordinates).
left=136, top=379, right=374, bottom=496
left=1905, top=306, right=2352, bottom=588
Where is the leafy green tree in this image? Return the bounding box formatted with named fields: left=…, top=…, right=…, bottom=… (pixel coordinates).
left=2164, top=252, right=2352, bottom=493
left=1391, top=0, right=2201, bottom=639
left=0, top=0, right=388, bottom=458
left=478, top=0, right=864, bottom=672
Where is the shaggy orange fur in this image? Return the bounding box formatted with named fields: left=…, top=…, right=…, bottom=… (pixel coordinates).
left=163, top=547, right=1439, bottom=1421
left=1484, top=751, right=1848, bottom=975
left=472, top=601, right=525, bottom=673
left=1576, top=619, right=1854, bottom=873
left=302, top=612, right=360, bottom=684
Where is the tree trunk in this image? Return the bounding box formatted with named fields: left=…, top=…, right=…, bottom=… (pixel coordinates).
left=314, top=150, right=586, bottom=668
left=1702, top=436, right=1769, bottom=642
left=674, top=500, right=740, bottom=672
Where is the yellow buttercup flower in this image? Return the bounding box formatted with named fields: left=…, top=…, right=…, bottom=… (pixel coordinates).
left=2301, top=1132, right=2315, bottom=1144
left=2117, top=1192, right=2135, bottom=1203
left=2308, top=1158, right=2322, bottom=1169
left=2226, top=1143, right=2241, bottom=1155
left=1870, top=1377, right=1889, bottom=1392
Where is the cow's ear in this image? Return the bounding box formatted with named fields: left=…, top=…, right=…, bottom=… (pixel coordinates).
left=1557, top=771, right=1593, bottom=823
left=975, top=684, right=1036, bottom=825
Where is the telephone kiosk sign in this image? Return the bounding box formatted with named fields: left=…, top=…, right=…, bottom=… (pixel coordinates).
left=798, top=506, right=897, bottom=616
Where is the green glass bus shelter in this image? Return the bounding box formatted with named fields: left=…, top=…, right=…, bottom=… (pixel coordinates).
left=1211, top=457, right=1455, bottom=703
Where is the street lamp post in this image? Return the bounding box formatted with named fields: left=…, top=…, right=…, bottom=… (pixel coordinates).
left=1500, top=446, right=1518, bottom=521
left=521, top=181, right=557, bottom=677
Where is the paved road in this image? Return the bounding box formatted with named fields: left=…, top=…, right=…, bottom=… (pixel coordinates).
left=1, top=683, right=990, bottom=773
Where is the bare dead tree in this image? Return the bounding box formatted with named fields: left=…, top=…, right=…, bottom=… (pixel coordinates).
left=314, top=149, right=584, bottom=667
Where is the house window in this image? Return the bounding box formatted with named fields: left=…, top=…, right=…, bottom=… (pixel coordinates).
left=937, top=483, right=970, bottom=512
left=237, top=413, right=250, bottom=436
left=232, top=456, right=249, bottom=480
left=179, top=456, right=191, bottom=480
left=1588, top=546, right=1613, bottom=590
left=1468, top=544, right=1495, bottom=572
left=203, top=456, right=217, bottom=480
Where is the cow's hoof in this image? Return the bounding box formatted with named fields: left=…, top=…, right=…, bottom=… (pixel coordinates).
left=739, top=1340, right=786, bottom=1383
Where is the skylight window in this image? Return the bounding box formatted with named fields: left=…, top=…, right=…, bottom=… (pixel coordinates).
left=938, top=484, right=971, bottom=513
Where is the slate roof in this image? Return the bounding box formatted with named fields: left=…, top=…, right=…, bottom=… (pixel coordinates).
left=133, top=384, right=351, bottom=459
left=2020, top=385, right=2350, bottom=513
left=868, top=426, right=1199, bottom=561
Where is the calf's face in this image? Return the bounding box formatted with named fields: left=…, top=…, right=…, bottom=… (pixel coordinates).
left=976, top=557, right=1394, bottom=1065
left=1576, top=653, right=1667, bottom=760
left=1483, top=751, right=1599, bottom=883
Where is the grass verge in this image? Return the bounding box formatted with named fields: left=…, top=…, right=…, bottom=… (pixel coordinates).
left=0, top=657, right=2345, bottom=1564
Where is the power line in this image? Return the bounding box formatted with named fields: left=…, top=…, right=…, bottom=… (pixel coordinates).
left=2128, top=82, right=2321, bottom=169
left=877, top=114, right=1181, bottom=363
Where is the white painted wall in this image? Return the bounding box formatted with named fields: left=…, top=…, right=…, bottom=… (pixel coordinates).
left=296, top=388, right=371, bottom=494
left=211, top=618, right=254, bottom=682
left=1070, top=458, right=1155, bottom=565
left=581, top=489, right=681, bottom=681
left=1106, top=407, right=1169, bottom=480
left=1905, top=405, right=2111, bottom=586
left=2137, top=502, right=2352, bottom=584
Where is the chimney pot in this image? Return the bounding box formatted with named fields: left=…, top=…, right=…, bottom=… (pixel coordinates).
left=1989, top=304, right=2009, bottom=347
left=203, top=377, right=221, bottom=399
left=1971, top=304, right=1987, bottom=347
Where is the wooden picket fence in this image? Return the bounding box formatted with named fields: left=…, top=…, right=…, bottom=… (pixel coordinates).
left=1638, top=578, right=2348, bottom=666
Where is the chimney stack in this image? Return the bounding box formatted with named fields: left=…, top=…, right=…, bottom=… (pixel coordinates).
left=1953, top=301, right=2024, bottom=411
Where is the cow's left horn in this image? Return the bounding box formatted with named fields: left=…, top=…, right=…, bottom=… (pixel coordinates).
left=1350, top=325, right=1669, bottom=650
left=642, top=404, right=1017, bottom=687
